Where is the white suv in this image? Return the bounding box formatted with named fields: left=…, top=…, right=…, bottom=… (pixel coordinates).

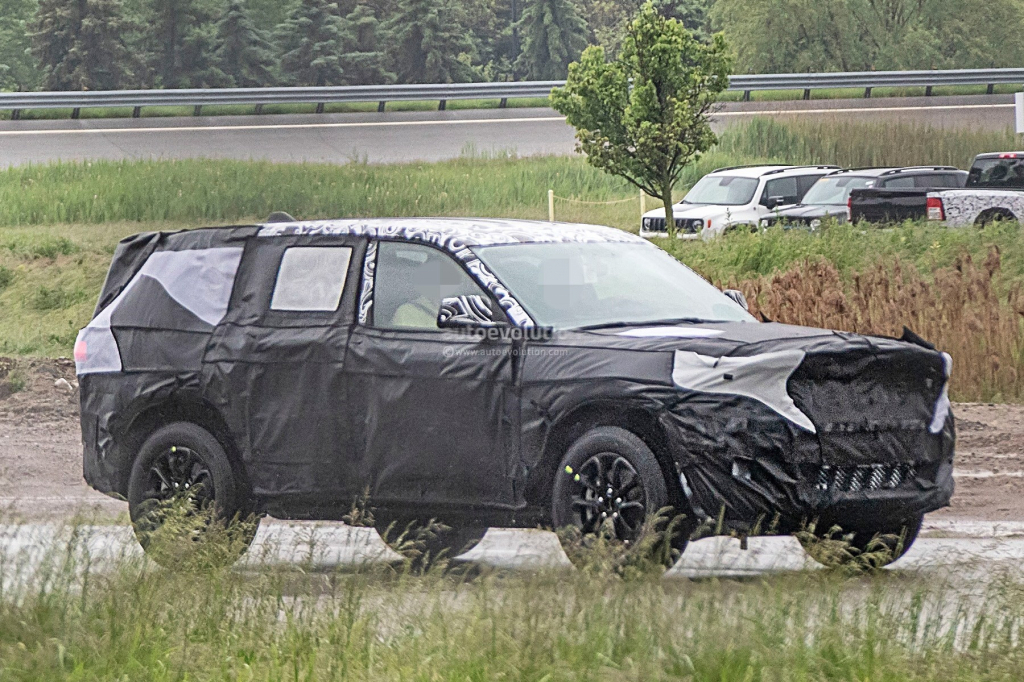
left=640, top=165, right=837, bottom=239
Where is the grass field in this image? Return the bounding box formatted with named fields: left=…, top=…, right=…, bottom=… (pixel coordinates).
left=1, top=521, right=1023, bottom=681
left=0, top=117, right=1022, bottom=398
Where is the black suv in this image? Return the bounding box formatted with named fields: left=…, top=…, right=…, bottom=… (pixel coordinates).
left=76, top=219, right=955, bottom=568
left=762, top=167, right=967, bottom=229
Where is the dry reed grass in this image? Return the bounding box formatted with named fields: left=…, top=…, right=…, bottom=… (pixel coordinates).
left=730, top=247, right=1024, bottom=401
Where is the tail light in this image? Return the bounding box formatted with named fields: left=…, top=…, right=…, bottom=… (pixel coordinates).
left=926, top=197, right=945, bottom=221
left=74, top=340, right=87, bottom=363
left=847, top=196, right=853, bottom=220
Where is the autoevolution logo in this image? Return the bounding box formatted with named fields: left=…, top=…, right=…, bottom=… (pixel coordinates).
left=469, top=326, right=555, bottom=342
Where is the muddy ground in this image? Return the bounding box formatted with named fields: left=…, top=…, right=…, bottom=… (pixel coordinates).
left=1, top=358, right=1022, bottom=524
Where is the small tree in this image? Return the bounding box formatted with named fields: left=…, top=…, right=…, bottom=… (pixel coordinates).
left=551, top=2, right=729, bottom=235
left=215, top=0, right=278, bottom=87
left=276, top=0, right=346, bottom=86
left=514, top=0, right=589, bottom=80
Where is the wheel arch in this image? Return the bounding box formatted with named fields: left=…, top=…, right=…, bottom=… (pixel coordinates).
left=974, top=207, right=1019, bottom=226
left=110, top=393, right=249, bottom=498
left=525, top=400, right=690, bottom=518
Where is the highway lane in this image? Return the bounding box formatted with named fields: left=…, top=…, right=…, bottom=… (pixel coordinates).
left=0, top=94, right=1015, bottom=167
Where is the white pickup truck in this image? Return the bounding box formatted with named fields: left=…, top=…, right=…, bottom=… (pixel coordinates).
left=927, top=153, right=1024, bottom=227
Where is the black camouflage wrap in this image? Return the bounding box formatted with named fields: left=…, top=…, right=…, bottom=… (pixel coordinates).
left=78, top=220, right=954, bottom=531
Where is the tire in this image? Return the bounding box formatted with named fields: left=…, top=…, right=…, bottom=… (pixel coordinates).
left=375, top=519, right=488, bottom=571
left=800, top=516, right=922, bottom=569
left=127, top=422, right=257, bottom=569
left=551, top=426, right=687, bottom=570
left=975, top=209, right=1017, bottom=228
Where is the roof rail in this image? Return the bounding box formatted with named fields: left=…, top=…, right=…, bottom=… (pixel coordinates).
left=709, top=164, right=785, bottom=174
left=881, top=166, right=959, bottom=175
left=762, top=164, right=841, bottom=176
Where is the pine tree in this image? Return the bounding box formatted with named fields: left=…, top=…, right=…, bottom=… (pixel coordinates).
left=215, top=0, right=278, bottom=87
left=149, top=0, right=231, bottom=88
left=32, top=0, right=134, bottom=90
left=386, top=0, right=477, bottom=83
left=1, top=0, right=40, bottom=90
left=339, top=4, right=394, bottom=84
left=515, top=0, right=589, bottom=80
left=276, top=0, right=346, bottom=86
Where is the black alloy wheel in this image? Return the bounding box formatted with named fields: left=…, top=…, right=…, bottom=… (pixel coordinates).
left=552, top=426, right=686, bottom=569
left=141, top=445, right=215, bottom=509
left=566, top=451, right=648, bottom=543
left=128, top=422, right=257, bottom=567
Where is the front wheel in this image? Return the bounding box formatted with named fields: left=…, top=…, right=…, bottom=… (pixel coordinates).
left=127, top=422, right=258, bottom=569
left=799, top=516, right=922, bottom=569
left=552, top=426, right=688, bottom=571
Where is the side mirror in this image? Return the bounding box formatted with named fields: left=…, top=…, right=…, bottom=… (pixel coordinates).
left=437, top=295, right=500, bottom=330
left=763, top=196, right=786, bottom=210
left=723, top=289, right=749, bottom=311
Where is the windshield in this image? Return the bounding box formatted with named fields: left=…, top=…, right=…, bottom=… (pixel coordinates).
left=800, top=176, right=876, bottom=205
left=472, top=242, right=755, bottom=330
left=968, top=158, right=1024, bottom=189
left=682, top=175, right=759, bottom=206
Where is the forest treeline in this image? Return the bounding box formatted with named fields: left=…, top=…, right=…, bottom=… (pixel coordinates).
left=2, top=0, right=1023, bottom=91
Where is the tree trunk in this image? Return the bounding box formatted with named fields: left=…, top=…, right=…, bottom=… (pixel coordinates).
left=661, top=181, right=675, bottom=238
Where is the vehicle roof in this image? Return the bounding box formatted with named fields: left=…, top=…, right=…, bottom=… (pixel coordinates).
left=826, top=166, right=964, bottom=178
left=257, top=218, right=647, bottom=251
left=975, top=152, right=1024, bottom=159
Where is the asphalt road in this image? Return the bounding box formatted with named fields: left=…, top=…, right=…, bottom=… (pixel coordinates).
left=4, top=520, right=1024, bottom=581
left=0, top=94, right=1015, bottom=167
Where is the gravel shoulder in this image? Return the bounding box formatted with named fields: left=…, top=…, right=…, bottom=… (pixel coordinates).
left=2, top=358, right=1022, bottom=527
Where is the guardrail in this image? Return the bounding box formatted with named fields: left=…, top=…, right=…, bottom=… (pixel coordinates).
left=2, top=68, right=1022, bottom=119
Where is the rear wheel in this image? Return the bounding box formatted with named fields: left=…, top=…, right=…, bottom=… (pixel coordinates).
left=800, top=516, right=922, bottom=569
left=975, top=209, right=1017, bottom=228
left=127, top=422, right=258, bottom=569
left=551, top=426, right=688, bottom=571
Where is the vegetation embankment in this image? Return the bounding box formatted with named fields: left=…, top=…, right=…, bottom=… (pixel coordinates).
left=1, top=527, right=1024, bottom=680
left=0, top=118, right=1022, bottom=399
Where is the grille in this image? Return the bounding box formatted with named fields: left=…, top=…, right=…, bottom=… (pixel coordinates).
left=816, top=464, right=916, bottom=493
left=642, top=217, right=702, bottom=233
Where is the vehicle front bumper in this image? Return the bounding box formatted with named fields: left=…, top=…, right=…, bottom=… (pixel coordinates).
left=659, top=398, right=955, bottom=532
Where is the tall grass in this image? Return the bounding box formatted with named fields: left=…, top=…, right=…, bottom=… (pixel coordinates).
left=729, top=245, right=1024, bottom=402
left=2, top=523, right=1024, bottom=680
left=719, top=117, right=1021, bottom=169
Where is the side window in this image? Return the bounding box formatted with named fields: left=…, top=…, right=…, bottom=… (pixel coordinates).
left=796, top=173, right=824, bottom=198
left=372, top=242, right=496, bottom=330
left=761, top=177, right=799, bottom=206
left=883, top=176, right=915, bottom=189
left=270, top=246, right=352, bottom=312
left=915, top=174, right=960, bottom=189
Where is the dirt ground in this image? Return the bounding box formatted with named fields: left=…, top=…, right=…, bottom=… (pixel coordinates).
left=1, top=358, right=1023, bottom=524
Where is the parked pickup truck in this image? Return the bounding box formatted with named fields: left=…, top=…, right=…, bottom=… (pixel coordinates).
left=847, top=167, right=967, bottom=224
left=927, top=153, right=1024, bottom=227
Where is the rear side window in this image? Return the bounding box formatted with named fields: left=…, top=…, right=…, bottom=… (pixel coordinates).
left=883, top=176, right=915, bottom=189
left=914, top=174, right=960, bottom=189
left=796, top=173, right=825, bottom=197
left=271, top=246, right=352, bottom=312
